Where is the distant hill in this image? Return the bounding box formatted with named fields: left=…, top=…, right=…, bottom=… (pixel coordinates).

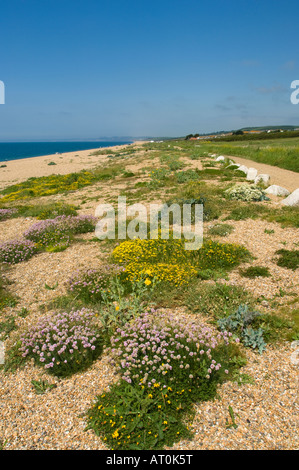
left=238, top=125, right=299, bottom=132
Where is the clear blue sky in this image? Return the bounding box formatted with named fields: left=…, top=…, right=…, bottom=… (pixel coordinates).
left=0, top=0, right=298, bottom=140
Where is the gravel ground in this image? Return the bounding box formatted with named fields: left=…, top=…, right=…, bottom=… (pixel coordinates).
left=0, top=148, right=298, bottom=451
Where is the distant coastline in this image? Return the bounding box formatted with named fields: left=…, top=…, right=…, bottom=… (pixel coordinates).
left=0, top=141, right=146, bottom=191
left=0, top=141, right=133, bottom=163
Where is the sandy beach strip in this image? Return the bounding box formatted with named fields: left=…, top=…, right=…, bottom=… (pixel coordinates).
left=0, top=141, right=147, bottom=191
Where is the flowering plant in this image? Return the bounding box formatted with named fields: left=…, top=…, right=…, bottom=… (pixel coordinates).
left=86, top=310, right=240, bottom=450
left=19, top=308, right=103, bottom=377
left=66, top=264, right=124, bottom=304
left=23, top=214, right=97, bottom=250
left=224, top=184, right=269, bottom=202
left=110, top=310, right=232, bottom=394
left=112, top=237, right=197, bottom=287
left=0, top=208, right=17, bottom=221
left=0, top=238, right=38, bottom=264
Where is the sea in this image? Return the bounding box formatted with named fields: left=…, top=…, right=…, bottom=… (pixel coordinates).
left=0, top=141, right=133, bottom=163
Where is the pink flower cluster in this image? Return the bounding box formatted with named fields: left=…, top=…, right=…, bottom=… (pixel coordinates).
left=110, top=310, right=232, bottom=387
left=0, top=208, right=17, bottom=221
left=19, top=308, right=102, bottom=375
left=0, top=238, right=37, bottom=264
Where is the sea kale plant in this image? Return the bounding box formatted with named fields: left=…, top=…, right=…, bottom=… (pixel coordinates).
left=224, top=184, right=269, bottom=202
left=217, top=304, right=267, bottom=354
left=19, top=308, right=103, bottom=377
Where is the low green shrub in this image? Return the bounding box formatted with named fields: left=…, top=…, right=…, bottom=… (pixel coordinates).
left=240, top=266, right=271, bottom=278
left=208, top=223, right=234, bottom=237
left=225, top=184, right=269, bottom=202
left=274, top=249, right=299, bottom=270
left=217, top=304, right=267, bottom=354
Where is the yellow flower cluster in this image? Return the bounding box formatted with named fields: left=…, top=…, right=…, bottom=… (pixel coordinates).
left=112, top=237, right=188, bottom=264
left=112, top=238, right=196, bottom=287
left=1, top=171, right=95, bottom=202
left=124, top=261, right=197, bottom=287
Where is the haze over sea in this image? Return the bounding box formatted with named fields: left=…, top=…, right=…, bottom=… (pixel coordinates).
left=0, top=141, right=132, bottom=163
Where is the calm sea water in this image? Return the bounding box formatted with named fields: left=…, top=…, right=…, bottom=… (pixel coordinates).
left=0, top=141, right=132, bottom=162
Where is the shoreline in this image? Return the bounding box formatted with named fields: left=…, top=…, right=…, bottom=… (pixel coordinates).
left=0, top=141, right=147, bottom=191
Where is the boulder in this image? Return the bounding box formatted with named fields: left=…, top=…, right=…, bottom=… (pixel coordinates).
left=265, top=185, right=290, bottom=197
left=246, top=168, right=258, bottom=181
left=254, top=174, right=270, bottom=185
left=237, top=165, right=249, bottom=175
left=215, top=155, right=225, bottom=162
left=281, top=188, right=299, bottom=206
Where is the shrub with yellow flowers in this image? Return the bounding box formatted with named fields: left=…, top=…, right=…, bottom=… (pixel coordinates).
left=112, top=236, right=250, bottom=288
left=112, top=237, right=197, bottom=287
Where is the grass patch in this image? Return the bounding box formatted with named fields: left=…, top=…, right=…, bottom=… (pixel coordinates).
left=185, top=282, right=255, bottom=320
left=198, top=137, right=299, bottom=172
left=274, top=249, right=299, bottom=270
left=240, top=266, right=271, bottom=278
left=208, top=223, right=234, bottom=237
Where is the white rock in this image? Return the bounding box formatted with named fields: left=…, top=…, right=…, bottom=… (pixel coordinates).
left=281, top=188, right=299, bottom=206
left=237, top=165, right=249, bottom=175
left=215, top=155, right=225, bottom=162
left=254, top=174, right=270, bottom=185
left=265, top=185, right=290, bottom=196
left=246, top=168, right=258, bottom=181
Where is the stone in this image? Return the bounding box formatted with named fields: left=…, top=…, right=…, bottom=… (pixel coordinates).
left=237, top=165, right=249, bottom=175
left=215, top=155, right=225, bottom=162
left=281, top=188, right=299, bottom=206
left=265, top=185, right=290, bottom=197
left=246, top=168, right=258, bottom=181
left=254, top=174, right=270, bottom=185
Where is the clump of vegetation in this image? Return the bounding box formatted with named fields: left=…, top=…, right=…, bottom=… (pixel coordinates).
left=23, top=214, right=97, bottom=251
left=0, top=165, right=122, bottom=202
left=0, top=314, right=17, bottom=340
left=225, top=184, right=269, bottom=202
left=240, top=266, right=271, bottom=278
left=18, top=308, right=103, bottom=377
left=208, top=223, right=234, bottom=237
left=86, top=310, right=243, bottom=450
left=66, top=264, right=124, bottom=304
left=195, top=239, right=251, bottom=272
left=0, top=238, right=38, bottom=264
left=217, top=304, right=267, bottom=354
left=0, top=208, right=17, bottom=221
left=185, top=282, right=254, bottom=319
left=31, top=379, right=57, bottom=394
left=274, top=249, right=299, bottom=270
left=112, top=237, right=197, bottom=288
left=175, top=169, right=200, bottom=184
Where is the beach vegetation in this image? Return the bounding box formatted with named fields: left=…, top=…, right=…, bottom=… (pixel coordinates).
left=18, top=308, right=103, bottom=377
left=85, top=309, right=244, bottom=450
left=274, top=249, right=299, bottom=270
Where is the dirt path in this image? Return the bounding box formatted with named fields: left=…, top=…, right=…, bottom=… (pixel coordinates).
left=225, top=155, right=299, bottom=192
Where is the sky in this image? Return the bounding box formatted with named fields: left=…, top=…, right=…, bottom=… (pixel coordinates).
left=0, top=0, right=299, bottom=140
